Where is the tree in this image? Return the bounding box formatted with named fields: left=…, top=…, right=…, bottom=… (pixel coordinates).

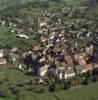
left=50, top=0, right=60, bottom=3
left=64, top=80, right=71, bottom=90
left=49, top=84, right=55, bottom=92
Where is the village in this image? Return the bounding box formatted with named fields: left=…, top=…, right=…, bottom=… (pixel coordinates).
left=0, top=0, right=98, bottom=99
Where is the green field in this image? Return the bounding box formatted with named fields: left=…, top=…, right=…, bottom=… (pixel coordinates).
left=65, top=0, right=82, bottom=6
left=0, top=26, right=9, bottom=34
left=34, top=83, right=98, bottom=100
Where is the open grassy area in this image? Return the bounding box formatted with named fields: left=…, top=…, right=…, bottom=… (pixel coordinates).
left=28, top=82, right=98, bottom=100
left=0, top=26, right=10, bottom=42
left=65, top=0, right=82, bottom=6
left=0, top=26, right=9, bottom=34
left=0, top=63, right=33, bottom=84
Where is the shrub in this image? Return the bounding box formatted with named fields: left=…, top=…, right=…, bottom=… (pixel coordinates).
left=10, top=86, right=20, bottom=95
left=49, top=84, right=55, bottom=92
left=0, top=90, right=6, bottom=98
left=64, top=81, right=71, bottom=90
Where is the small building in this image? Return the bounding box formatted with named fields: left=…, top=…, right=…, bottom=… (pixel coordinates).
left=0, top=58, right=6, bottom=65
left=38, top=64, right=49, bottom=77
left=57, top=67, right=75, bottom=80
left=82, top=64, right=93, bottom=73
left=16, top=34, right=29, bottom=39
left=75, top=65, right=84, bottom=74
left=1, top=21, right=5, bottom=26
left=0, top=50, right=5, bottom=58
left=0, top=49, right=6, bottom=65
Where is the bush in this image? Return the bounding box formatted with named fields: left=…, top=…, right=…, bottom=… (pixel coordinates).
left=92, top=75, right=97, bottom=82
left=10, top=86, right=20, bottom=95
left=49, top=84, right=55, bottom=92
left=64, top=81, right=71, bottom=90
left=0, top=90, right=6, bottom=98
left=31, top=85, right=45, bottom=94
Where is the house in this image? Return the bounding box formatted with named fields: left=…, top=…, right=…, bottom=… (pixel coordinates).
left=94, top=53, right=98, bottom=64
left=1, top=21, right=5, bottom=26
left=9, top=53, right=20, bottom=64
left=38, top=18, right=48, bottom=27
left=11, top=29, right=16, bottom=33
left=74, top=53, right=87, bottom=66
left=33, top=44, right=42, bottom=51
left=16, top=34, right=29, bottom=39
left=0, top=50, right=5, bottom=58
left=57, top=67, right=75, bottom=80
left=82, top=64, right=93, bottom=73
left=64, top=55, right=74, bottom=66
left=11, top=47, right=19, bottom=53
left=0, top=58, right=6, bottom=65
left=94, top=64, right=98, bottom=68
left=75, top=65, right=84, bottom=74
left=0, top=49, right=6, bottom=65
left=77, top=6, right=88, bottom=11
left=38, top=64, right=49, bottom=77
left=66, top=67, right=75, bottom=79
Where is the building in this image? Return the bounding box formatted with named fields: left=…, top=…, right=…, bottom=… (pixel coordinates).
left=38, top=64, right=49, bottom=77
left=0, top=50, right=5, bottom=58
left=0, top=50, right=6, bottom=65
left=0, top=58, right=6, bottom=65
left=57, top=66, right=75, bottom=80
left=16, top=34, right=29, bottom=39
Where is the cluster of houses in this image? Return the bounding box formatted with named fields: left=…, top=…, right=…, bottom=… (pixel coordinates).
left=0, top=5, right=98, bottom=81
left=0, top=47, right=20, bottom=66
left=31, top=9, right=98, bottom=79
left=21, top=15, right=98, bottom=78
left=28, top=43, right=97, bottom=79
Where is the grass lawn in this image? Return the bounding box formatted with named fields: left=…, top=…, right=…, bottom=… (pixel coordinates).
left=0, top=26, right=10, bottom=41
left=65, top=0, right=82, bottom=6
left=33, top=82, right=98, bottom=100
left=0, top=64, right=33, bottom=84
left=0, top=26, right=9, bottom=34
